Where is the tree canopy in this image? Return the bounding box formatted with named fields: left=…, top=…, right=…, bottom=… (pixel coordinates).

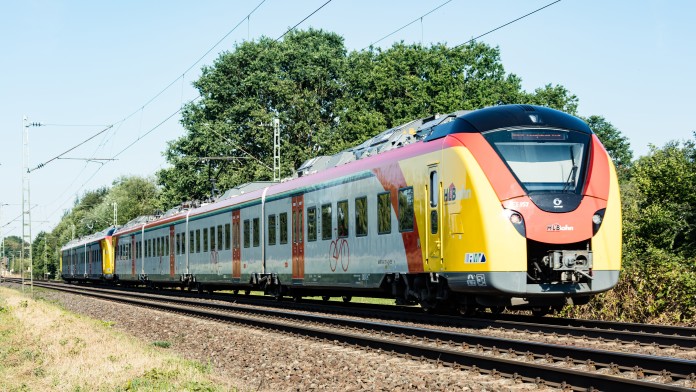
left=156, top=29, right=579, bottom=207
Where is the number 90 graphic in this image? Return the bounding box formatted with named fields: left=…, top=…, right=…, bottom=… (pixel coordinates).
left=329, top=239, right=350, bottom=272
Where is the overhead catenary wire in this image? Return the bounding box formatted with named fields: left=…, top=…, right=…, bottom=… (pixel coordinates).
left=35, top=0, right=335, bottom=229
left=454, top=0, right=561, bottom=48
left=365, top=0, right=453, bottom=49
left=276, top=0, right=332, bottom=41
left=29, top=125, right=113, bottom=172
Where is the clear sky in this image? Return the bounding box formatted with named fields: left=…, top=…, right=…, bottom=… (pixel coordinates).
left=1, top=0, right=694, bottom=239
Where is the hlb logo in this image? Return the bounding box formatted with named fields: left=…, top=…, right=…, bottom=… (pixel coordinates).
left=547, top=224, right=574, bottom=232
left=444, top=183, right=457, bottom=202
left=465, top=252, right=487, bottom=263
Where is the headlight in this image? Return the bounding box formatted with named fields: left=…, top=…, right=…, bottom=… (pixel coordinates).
left=510, top=212, right=523, bottom=224
left=592, top=209, right=606, bottom=235
left=506, top=209, right=525, bottom=237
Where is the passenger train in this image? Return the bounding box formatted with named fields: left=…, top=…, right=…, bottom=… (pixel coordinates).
left=61, top=105, right=622, bottom=315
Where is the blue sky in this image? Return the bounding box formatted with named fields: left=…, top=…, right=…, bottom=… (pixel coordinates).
left=1, top=0, right=694, bottom=238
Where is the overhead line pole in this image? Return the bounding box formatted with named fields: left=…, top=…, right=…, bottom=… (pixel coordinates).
left=22, top=116, right=42, bottom=296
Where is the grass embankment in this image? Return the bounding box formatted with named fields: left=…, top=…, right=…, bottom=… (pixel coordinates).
left=0, top=287, right=230, bottom=391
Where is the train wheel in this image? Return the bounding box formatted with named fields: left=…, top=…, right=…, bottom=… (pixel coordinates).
left=458, top=305, right=476, bottom=317
left=341, top=296, right=352, bottom=303
left=321, top=296, right=331, bottom=302
left=531, top=306, right=550, bottom=317
left=489, top=306, right=506, bottom=315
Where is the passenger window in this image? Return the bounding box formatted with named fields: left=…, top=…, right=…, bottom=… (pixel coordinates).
left=279, top=213, right=288, bottom=244
left=253, top=218, right=260, bottom=247
left=243, top=220, right=250, bottom=248
left=321, top=203, right=332, bottom=240
left=217, top=225, right=223, bottom=251
left=268, top=214, right=277, bottom=245
left=210, top=226, right=216, bottom=251
left=225, top=223, right=231, bottom=250
left=165, top=236, right=169, bottom=255
left=307, top=207, right=317, bottom=241
left=189, top=231, right=194, bottom=254
left=398, top=187, right=415, bottom=232
left=203, top=228, right=209, bottom=252
left=355, top=196, right=368, bottom=237
left=196, top=229, right=201, bottom=253
left=378, top=192, right=392, bottom=234
left=337, top=200, right=349, bottom=238
left=430, top=171, right=438, bottom=207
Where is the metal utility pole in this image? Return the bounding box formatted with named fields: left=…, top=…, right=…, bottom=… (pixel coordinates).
left=112, top=202, right=118, bottom=226
left=0, top=203, right=7, bottom=277
left=273, top=118, right=280, bottom=182
left=22, top=116, right=41, bottom=296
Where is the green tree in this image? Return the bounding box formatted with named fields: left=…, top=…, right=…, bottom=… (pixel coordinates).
left=625, top=139, right=696, bottom=257
left=157, top=33, right=578, bottom=208
left=158, top=29, right=348, bottom=206
left=522, top=84, right=578, bottom=115
left=584, top=115, right=633, bottom=174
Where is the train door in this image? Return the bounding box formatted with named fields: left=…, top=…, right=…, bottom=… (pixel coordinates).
left=232, top=210, right=241, bottom=279
left=426, top=165, right=443, bottom=270
left=292, top=195, right=305, bottom=281
left=169, top=226, right=175, bottom=278
left=131, top=236, right=136, bottom=277
left=88, top=246, right=92, bottom=276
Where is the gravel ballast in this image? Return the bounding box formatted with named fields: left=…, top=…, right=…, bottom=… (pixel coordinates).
left=15, top=285, right=559, bottom=391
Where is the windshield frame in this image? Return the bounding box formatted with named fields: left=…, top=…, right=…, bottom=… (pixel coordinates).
left=482, top=127, right=592, bottom=195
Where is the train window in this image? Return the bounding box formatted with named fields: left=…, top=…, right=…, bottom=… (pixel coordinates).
left=355, top=196, right=368, bottom=237
left=196, top=229, right=201, bottom=253
left=398, top=187, right=415, bottom=232
left=430, top=171, right=438, bottom=207
left=165, top=236, right=169, bottom=256
left=378, top=192, right=392, bottom=234
left=203, top=228, right=209, bottom=252
left=157, top=237, right=162, bottom=257
left=189, top=231, right=195, bottom=254
left=225, top=223, right=231, bottom=250
left=176, top=233, right=180, bottom=255
left=307, top=207, right=317, bottom=242
left=279, top=213, right=288, bottom=244
left=337, top=200, right=349, bottom=238
left=210, top=227, right=216, bottom=251
left=253, top=218, right=260, bottom=247
left=321, top=204, right=332, bottom=240
left=217, top=225, right=223, bottom=251
left=243, top=220, right=250, bottom=248
left=268, top=214, right=277, bottom=245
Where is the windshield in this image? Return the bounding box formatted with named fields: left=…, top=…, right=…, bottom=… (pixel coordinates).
left=483, top=129, right=590, bottom=194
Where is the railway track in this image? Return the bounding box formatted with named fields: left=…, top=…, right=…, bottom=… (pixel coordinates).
left=4, top=278, right=695, bottom=391
left=6, top=277, right=696, bottom=350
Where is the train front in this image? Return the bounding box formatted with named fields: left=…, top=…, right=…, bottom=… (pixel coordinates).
left=440, top=105, right=621, bottom=311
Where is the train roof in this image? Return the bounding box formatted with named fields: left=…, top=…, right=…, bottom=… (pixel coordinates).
left=61, top=226, right=116, bottom=251
left=424, top=104, right=592, bottom=141
left=104, top=104, right=590, bottom=237
left=297, top=104, right=590, bottom=176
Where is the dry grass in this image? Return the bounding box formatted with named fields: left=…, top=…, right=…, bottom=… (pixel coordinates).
left=0, top=287, right=230, bottom=391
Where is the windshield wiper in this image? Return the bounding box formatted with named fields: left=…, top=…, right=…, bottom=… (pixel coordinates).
left=562, top=147, right=577, bottom=192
